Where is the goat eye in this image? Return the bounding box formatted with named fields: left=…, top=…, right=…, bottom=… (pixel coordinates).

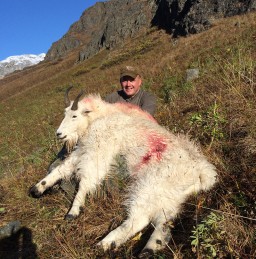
left=72, top=115, right=77, bottom=118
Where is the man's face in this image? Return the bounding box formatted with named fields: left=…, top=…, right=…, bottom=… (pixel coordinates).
left=120, top=75, right=142, bottom=97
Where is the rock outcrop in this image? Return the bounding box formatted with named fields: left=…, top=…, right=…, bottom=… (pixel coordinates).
left=153, top=0, right=256, bottom=36
left=45, top=0, right=256, bottom=61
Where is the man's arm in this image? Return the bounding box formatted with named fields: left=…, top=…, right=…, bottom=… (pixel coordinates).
left=141, top=92, right=157, bottom=116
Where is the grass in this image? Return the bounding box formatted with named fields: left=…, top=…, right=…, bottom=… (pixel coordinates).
left=0, top=12, right=256, bottom=258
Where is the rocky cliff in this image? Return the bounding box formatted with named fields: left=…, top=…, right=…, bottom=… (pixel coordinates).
left=45, top=0, right=256, bottom=62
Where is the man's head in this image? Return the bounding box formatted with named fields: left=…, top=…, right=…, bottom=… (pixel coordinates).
left=120, top=66, right=142, bottom=97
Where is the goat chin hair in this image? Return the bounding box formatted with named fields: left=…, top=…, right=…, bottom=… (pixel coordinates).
left=65, top=138, right=78, bottom=154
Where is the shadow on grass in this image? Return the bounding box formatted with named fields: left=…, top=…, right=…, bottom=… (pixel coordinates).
left=0, top=227, right=38, bottom=259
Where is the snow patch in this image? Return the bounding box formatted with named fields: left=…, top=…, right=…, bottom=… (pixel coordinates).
left=0, top=53, right=46, bottom=78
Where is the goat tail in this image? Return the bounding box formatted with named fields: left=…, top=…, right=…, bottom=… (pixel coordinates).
left=199, top=162, right=218, bottom=191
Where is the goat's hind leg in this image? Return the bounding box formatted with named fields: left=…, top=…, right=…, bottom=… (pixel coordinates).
left=98, top=179, right=153, bottom=251
left=98, top=210, right=150, bottom=251
left=139, top=213, right=172, bottom=258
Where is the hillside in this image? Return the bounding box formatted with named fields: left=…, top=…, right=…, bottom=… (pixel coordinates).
left=0, top=11, right=255, bottom=258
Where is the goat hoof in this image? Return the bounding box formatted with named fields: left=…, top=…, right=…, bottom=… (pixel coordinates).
left=64, top=214, right=77, bottom=221
left=138, top=249, right=154, bottom=259
left=95, top=242, right=105, bottom=252
left=29, top=186, right=42, bottom=198
left=110, top=241, right=116, bottom=250
left=96, top=241, right=116, bottom=252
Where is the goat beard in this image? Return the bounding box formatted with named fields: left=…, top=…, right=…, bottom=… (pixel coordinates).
left=65, top=137, right=78, bottom=154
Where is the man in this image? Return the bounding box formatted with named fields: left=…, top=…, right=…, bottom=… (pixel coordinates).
left=105, top=66, right=156, bottom=116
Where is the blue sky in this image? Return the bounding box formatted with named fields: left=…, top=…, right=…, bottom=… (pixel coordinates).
left=0, top=0, right=105, bottom=61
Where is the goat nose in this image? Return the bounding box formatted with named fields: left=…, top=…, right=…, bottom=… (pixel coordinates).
left=56, top=132, right=62, bottom=137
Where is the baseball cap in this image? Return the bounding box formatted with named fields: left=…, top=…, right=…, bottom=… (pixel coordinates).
left=120, top=66, right=140, bottom=79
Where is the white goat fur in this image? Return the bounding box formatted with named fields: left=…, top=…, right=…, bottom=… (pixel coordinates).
left=31, top=94, right=217, bottom=254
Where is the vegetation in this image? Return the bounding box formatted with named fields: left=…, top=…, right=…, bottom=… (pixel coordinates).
left=0, top=12, right=255, bottom=258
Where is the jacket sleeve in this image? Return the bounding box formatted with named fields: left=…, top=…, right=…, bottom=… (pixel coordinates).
left=104, top=92, right=115, bottom=103
left=141, top=92, right=157, bottom=116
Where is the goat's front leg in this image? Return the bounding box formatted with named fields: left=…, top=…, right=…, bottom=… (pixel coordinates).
left=65, top=150, right=114, bottom=220
left=64, top=176, right=90, bottom=220
left=30, top=151, right=79, bottom=198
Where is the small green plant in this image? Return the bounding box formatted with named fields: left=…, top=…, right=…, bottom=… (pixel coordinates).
left=160, top=75, right=193, bottom=104
left=142, top=78, right=153, bottom=91
left=160, top=76, right=178, bottom=103
left=191, top=212, right=226, bottom=258
left=190, top=102, right=226, bottom=147
left=231, top=192, right=249, bottom=209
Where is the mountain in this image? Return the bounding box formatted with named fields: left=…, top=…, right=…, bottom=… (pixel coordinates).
left=45, top=0, right=256, bottom=62
left=0, top=53, right=45, bottom=78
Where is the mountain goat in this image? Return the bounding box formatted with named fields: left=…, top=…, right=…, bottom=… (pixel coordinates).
left=30, top=87, right=217, bottom=256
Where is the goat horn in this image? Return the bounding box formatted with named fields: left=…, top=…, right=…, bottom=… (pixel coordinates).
left=64, top=86, right=73, bottom=107
left=71, top=90, right=84, bottom=111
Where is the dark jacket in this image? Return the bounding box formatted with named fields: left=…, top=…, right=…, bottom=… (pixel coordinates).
left=105, top=89, right=156, bottom=116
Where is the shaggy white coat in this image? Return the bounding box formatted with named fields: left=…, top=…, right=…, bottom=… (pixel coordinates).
left=31, top=95, right=217, bottom=254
